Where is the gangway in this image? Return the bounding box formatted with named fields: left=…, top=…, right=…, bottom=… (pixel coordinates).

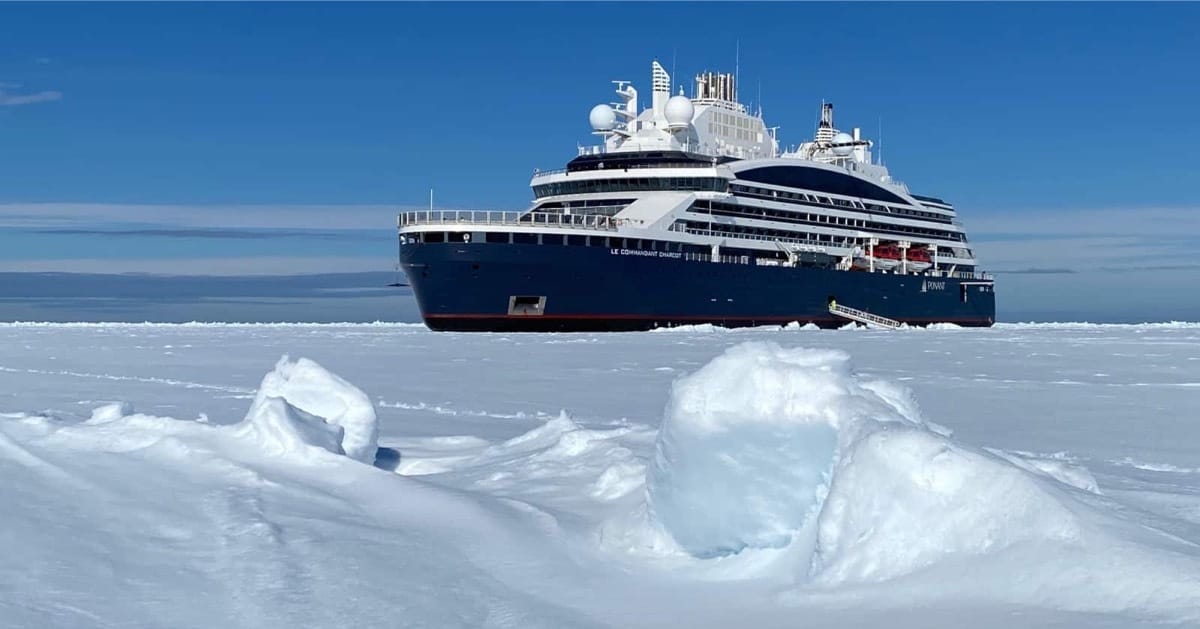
left=828, top=303, right=903, bottom=329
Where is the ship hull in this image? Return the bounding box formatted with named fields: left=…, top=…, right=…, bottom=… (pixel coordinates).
left=401, top=241, right=995, bottom=331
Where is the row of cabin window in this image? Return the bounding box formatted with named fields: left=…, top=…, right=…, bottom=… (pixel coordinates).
left=524, top=206, right=628, bottom=218
left=709, top=123, right=763, bottom=143
left=713, top=111, right=754, bottom=128
left=691, top=201, right=967, bottom=243
left=532, top=198, right=636, bottom=213
left=729, top=184, right=953, bottom=224
left=680, top=220, right=842, bottom=244
left=533, top=177, right=727, bottom=198
left=415, top=229, right=806, bottom=267
left=678, top=221, right=976, bottom=268
left=417, top=231, right=710, bottom=253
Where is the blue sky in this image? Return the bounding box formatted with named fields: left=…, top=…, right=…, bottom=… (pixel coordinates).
left=1, top=2, right=1198, bottom=322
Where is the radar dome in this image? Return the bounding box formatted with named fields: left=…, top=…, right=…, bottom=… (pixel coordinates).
left=832, top=131, right=854, bottom=156
left=589, top=104, right=617, bottom=131
left=664, top=95, right=695, bottom=128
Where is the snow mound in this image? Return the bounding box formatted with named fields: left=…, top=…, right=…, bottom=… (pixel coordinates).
left=237, top=394, right=346, bottom=458
left=239, top=355, right=379, bottom=463
left=645, top=342, right=1099, bottom=581
left=88, top=401, right=135, bottom=423
left=813, top=430, right=1082, bottom=583
left=394, top=411, right=652, bottom=507
left=989, top=449, right=1101, bottom=494
left=649, top=323, right=723, bottom=333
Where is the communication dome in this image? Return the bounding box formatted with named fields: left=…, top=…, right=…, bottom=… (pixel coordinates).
left=589, top=104, right=617, bottom=131
left=832, top=131, right=854, bottom=156
left=664, top=95, right=695, bottom=128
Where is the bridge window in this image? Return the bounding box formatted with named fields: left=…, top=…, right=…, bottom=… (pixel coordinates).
left=737, top=165, right=908, bottom=204
left=533, top=177, right=727, bottom=198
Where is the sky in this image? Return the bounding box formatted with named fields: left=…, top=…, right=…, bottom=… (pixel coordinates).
left=1, top=2, right=1198, bottom=322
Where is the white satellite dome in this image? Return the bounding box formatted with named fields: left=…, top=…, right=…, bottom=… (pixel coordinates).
left=664, top=95, right=694, bottom=128
left=832, top=131, right=854, bottom=156
left=589, top=104, right=617, bottom=131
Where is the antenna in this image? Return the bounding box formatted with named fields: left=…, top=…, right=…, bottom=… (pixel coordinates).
left=878, top=116, right=883, bottom=165
left=671, top=48, right=676, bottom=88
left=734, top=40, right=740, bottom=103
left=757, top=79, right=762, bottom=117
left=429, top=188, right=434, bottom=211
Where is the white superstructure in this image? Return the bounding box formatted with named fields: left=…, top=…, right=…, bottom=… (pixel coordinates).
left=585, top=60, right=777, bottom=160
left=401, top=59, right=986, bottom=279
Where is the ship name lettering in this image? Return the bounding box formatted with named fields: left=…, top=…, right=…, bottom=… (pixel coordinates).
left=611, top=248, right=682, bottom=259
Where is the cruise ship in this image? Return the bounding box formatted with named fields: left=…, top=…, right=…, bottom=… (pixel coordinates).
left=398, top=61, right=995, bottom=331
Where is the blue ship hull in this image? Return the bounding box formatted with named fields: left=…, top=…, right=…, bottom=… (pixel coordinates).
left=401, top=241, right=995, bottom=331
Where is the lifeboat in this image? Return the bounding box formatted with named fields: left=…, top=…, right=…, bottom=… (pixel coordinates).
left=905, top=247, right=933, bottom=273
left=852, top=244, right=902, bottom=271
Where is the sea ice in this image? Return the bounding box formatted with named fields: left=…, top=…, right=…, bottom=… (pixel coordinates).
left=3, top=323, right=1200, bottom=628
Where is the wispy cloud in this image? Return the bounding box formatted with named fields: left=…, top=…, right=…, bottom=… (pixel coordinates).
left=0, top=84, right=62, bottom=107
left=969, top=207, right=1200, bottom=239
left=0, top=204, right=411, bottom=276
left=0, top=256, right=396, bottom=276
left=968, top=206, right=1198, bottom=273
left=992, top=268, right=1077, bottom=275
left=1099, top=264, right=1200, bottom=273
left=35, top=227, right=387, bottom=242
left=3, top=202, right=1196, bottom=284
left=0, top=203, right=409, bottom=230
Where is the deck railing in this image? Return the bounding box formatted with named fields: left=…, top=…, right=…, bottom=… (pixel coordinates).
left=681, top=252, right=752, bottom=265
left=678, top=226, right=992, bottom=280
left=398, top=210, right=618, bottom=231
left=678, top=226, right=831, bottom=250
left=531, top=161, right=722, bottom=181
left=399, top=211, right=993, bottom=281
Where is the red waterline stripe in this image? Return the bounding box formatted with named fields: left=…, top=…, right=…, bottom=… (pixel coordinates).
left=424, top=313, right=993, bottom=324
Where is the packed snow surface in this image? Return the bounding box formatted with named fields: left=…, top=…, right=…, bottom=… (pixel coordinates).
left=2, top=322, right=1200, bottom=628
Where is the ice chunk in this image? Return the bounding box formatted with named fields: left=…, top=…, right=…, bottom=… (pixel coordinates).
left=646, top=343, right=914, bottom=558
left=649, top=323, right=722, bottom=333
left=591, top=461, right=646, bottom=501
left=236, top=395, right=345, bottom=458
left=644, top=341, right=1098, bottom=585
left=492, top=411, right=580, bottom=452
left=88, top=401, right=134, bottom=424
left=248, top=355, right=379, bottom=463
